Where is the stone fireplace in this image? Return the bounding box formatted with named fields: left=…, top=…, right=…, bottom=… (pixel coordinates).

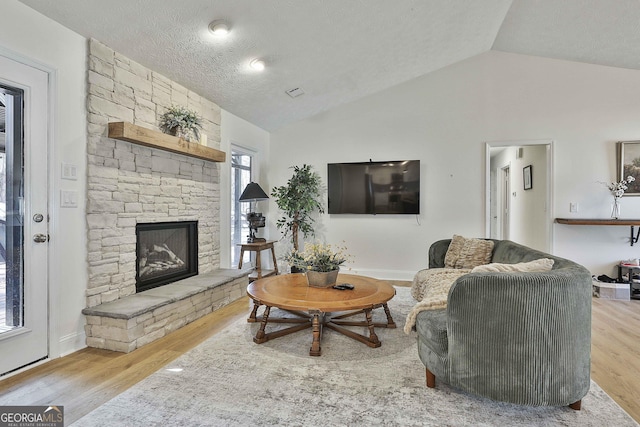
left=136, top=221, right=198, bottom=293
left=84, top=38, right=222, bottom=308
left=82, top=39, right=249, bottom=353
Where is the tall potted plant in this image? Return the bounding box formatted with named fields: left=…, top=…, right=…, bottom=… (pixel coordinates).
left=271, top=164, right=324, bottom=251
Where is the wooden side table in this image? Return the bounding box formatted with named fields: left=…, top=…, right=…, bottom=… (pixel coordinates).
left=237, top=240, right=278, bottom=280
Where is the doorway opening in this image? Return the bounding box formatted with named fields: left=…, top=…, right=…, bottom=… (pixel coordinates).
left=486, top=141, right=553, bottom=252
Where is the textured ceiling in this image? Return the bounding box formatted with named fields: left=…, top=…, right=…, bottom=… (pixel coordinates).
left=16, top=0, right=640, bottom=131
left=493, top=0, right=640, bottom=70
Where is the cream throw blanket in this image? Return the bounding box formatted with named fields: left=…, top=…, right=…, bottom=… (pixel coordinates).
left=403, top=258, right=555, bottom=334
left=403, top=268, right=470, bottom=334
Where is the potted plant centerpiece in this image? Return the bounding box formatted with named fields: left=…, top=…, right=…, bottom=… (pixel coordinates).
left=159, top=105, right=203, bottom=143
left=285, top=242, right=351, bottom=287
left=271, top=164, right=325, bottom=270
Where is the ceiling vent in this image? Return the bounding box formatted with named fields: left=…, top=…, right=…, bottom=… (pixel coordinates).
left=285, top=87, right=305, bottom=98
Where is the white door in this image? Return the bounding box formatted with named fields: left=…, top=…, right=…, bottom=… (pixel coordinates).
left=0, top=55, right=49, bottom=375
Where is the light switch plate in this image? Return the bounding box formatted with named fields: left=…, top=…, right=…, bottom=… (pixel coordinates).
left=61, top=190, right=78, bottom=208
left=62, top=163, right=78, bottom=180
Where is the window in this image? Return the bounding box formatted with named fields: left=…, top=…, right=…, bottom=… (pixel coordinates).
left=230, top=149, right=253, bottom=267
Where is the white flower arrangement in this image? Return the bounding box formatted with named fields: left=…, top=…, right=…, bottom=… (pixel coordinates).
left=603, top=176, right=636, bottom=198
left=159, top=105, right=202, bottom=142
left=285, top=242, right=352, bottom=272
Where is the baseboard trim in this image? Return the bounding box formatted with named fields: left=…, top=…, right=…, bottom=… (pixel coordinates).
left=345, top=267, right=414, bottom=282
left=58, top=331, right=86, bottom=357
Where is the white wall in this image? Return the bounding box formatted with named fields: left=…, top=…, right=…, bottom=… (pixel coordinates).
left=220, top=109, right=270, bottom=268
left=1, top=0, right=88, bottom=355
left=270, top=51, right=640, bottom=279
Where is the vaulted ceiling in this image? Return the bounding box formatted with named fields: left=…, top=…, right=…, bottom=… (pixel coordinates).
left=18, top=0, right=640, bottom=131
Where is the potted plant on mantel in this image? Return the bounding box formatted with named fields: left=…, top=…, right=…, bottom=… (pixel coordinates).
left=159, top=105, right=203, bottom=143
left=271, top=164, right=324, bottom=256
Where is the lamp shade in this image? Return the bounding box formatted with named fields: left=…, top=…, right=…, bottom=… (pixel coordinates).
left=239, top=182, right=269, bottom=202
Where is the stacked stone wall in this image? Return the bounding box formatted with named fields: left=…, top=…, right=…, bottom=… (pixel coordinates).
left=86, top=38, right=223, bottom=308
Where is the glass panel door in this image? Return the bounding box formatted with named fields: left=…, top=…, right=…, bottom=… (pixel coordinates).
left=0, top=55, right=49, bottom=376
left=0, top=87, right=24, bottom=334
left=230, top=150, right=253, bottom=267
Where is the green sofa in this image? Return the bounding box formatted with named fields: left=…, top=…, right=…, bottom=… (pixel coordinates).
left=415, top=239, right=592, bottom=409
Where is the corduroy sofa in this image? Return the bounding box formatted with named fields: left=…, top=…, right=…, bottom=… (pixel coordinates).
left=415, top=238, right=592, bottom=409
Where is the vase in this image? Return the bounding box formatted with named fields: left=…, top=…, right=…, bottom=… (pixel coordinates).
left=611, top=197, right=621, bottom=219
left=306, top=269, right=339, bottom=288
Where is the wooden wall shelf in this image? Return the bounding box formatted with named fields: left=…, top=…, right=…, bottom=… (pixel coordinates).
left=108, top=122, right=226, bottom=163
left=555, top=218, right=640, bottom=246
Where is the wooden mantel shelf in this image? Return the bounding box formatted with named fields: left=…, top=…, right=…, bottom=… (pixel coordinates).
left=108, top=122, right=226, bottom=163
left=555, top=218, right=640, bottom=246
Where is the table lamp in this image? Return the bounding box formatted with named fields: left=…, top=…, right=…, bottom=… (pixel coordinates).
left=239, top=182, right=269, bottom=242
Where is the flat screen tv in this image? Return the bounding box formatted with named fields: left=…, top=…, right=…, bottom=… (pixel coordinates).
left=327, top=160, right=420, bottom=214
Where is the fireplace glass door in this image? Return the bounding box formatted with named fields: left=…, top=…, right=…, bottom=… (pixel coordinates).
left=136, top=221, right=198, bottom=292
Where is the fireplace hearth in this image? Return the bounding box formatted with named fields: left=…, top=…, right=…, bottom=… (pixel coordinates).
left=136, top=221, right=198, bottom=293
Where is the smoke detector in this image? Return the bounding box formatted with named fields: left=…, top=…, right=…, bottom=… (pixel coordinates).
left=285, top=87, right=305, bottom=98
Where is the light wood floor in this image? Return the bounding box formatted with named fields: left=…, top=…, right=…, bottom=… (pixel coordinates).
left=0, top=293, right=638, bottom=424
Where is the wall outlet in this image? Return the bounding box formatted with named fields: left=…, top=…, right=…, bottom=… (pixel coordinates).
left=570, top=202, right=578, bottom=213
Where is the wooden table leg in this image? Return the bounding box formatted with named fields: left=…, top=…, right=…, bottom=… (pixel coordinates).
left=254, top=306, right=271, bottom=344
left=270, top=246, right=279, bottom=275
left=255, top=249, right=263, bottom=279
left=238, top=248, right=245, bottom=269
left=309, top=312, right=323, bottom=356
left=364, top=308, right=380, bottom=346
left=382, top=303, right=396, bottom=328
left=247, top=299, right=261, bottom=323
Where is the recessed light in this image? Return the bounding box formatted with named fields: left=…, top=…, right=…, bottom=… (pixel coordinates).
left=250, top=59, right=265, bottom=71
left=208, top=20, right=230, bottom=36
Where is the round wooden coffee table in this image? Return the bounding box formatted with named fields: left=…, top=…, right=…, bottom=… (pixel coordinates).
left=247, top=273, right=396, bottom=356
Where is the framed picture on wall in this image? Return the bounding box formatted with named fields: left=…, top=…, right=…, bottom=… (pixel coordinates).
left=523, top=165, right=532, bottom=190
left=617, top=141, right=640, bottom=195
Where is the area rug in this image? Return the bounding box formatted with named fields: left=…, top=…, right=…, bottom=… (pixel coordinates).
left=72, top=287, right=638, bottom=426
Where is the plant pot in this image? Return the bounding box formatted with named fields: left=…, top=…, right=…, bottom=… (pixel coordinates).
left=170, top=126, right=195, bottom=142
left=306, top=269, right=339, bottom=288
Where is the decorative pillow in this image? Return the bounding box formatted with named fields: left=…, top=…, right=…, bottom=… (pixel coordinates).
left=471, top=258, right=555, bottom=273
left=444, top=235, right=494, bottom=269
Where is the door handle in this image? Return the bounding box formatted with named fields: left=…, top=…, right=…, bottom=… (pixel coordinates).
left=33, top=233, right=49, bottom=243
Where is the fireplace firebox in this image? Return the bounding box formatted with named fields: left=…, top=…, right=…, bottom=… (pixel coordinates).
left=135, top=221, right=198, bottom=293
